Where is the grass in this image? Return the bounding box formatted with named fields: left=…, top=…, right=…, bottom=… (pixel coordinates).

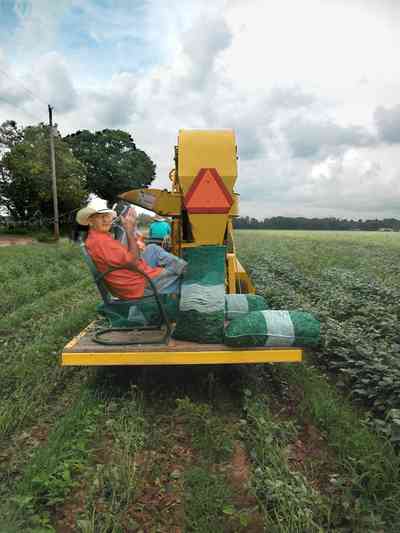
left=2, top=234, right=400, bottom=530
left=0, top=242, right=97, bottom=438
left=242, top=388, right=329, bottom=532
left=184, top=466, right=235, bottom=533
left=175, top=397, right=235, bottom=462
left=236, top=229, right=400, bottom=282
left=77, top=386, right=146, bottom=533
left=235, top=230, right=400, bottom=531
left=0, top=292, right=97, bottom=437
left=1, top=388, right=104, bottom=532
left=0, top=242, right=88, bottom=317
left=243, top=363, right=398, bottom=531
left=236, top=230, right=400, bottom=441
left=278, top=362, right=400, bottom=526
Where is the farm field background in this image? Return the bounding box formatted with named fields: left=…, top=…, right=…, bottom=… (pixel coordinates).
left=236, top=230, right=400, bottom=439
left=1, top=231, right=400, bottom=532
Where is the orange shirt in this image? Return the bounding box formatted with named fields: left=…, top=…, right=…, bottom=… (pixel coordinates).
left=86, top=229, right=163, bottom=299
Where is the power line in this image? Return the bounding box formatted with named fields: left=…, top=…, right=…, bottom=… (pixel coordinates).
left=0, top=65, right=48, bottom=107
left=0, top=65, right=48, bottom=123
left=0, top=95, right=43, bottom=123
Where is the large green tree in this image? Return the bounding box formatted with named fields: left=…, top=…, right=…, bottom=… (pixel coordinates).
left=0, top=120, right=24, bottom=150
left=64, top=129, right=156, bottom=202
left=0, top=123, right=87, bottom=221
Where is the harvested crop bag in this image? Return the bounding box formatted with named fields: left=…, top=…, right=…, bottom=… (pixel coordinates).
left=224, top=310, right=320, bottom=347
left=173, top=246, right=226, bottom=343
left=225, top=294, right=268, bottom=320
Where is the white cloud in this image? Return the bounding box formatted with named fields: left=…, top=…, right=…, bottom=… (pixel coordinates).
left=374, top=104, right=400, bottom=143
left=33, top=52, right=78, bottom=114
left=283, top=116, right=376, bottom=158
left=14, top=0, right=70, bottom=56
left=290, top=148, right=400, bottom=217
left=0, top=49, right=31, bottom=107
left=1, top=0, right=400, bottom=219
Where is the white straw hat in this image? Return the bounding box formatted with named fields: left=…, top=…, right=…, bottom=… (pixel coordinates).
left=76, top=198, right=116, bottom=226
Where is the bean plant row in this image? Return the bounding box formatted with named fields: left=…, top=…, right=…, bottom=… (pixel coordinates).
left=236, top=230, right=400, bottom=442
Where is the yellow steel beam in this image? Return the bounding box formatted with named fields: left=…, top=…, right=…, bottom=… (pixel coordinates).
left=61, top=348, right=302, bottom=366
left=119, top=188, right=182, bottom=216
left=236, top=258, right=256, bottom=294
left=227, top=253, right=237, bottom=294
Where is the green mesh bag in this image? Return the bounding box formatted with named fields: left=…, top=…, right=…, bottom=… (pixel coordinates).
left=224, top=310, right=320, bottom=348
left=97, top=294, right=179, bottom=328
left=173, top=246, right=226, bottom=343
left=225, top=294, right=268, bottom=320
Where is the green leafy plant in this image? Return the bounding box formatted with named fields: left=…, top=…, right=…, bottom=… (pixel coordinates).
left=175, top=397, right=234, bottom=461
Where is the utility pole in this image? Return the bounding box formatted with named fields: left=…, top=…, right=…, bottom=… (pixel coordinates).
left=48, top=105, right=59, bottom=240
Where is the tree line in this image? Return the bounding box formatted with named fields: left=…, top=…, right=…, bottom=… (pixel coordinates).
left=0, top=120, right=155, bottom=223
left=233, top=216, right=400, bottom=231
left=2, top=119, right=398, bottom=232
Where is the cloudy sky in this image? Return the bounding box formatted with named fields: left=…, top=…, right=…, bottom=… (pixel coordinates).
left=1, top=0, right=400, bottom=219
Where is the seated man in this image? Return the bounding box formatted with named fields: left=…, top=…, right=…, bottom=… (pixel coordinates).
left=149, top=215, right=171, bottom=241
left=76, top=198, right=186, bottom=300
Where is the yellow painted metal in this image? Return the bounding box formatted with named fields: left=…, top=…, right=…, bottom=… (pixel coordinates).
left=236, top=258, right=256, bottom=294
left=118, top=131, right=240, bottom=246
left=178, top=130, right=237, bottom=190
left=171, top=217, right=182, bottom=257
left=61, top=348, right=303, bottom=366
left=227, top=253, right=237, bottom=294
left=230, top=193, right=240, bottom=216
left=177, top=130, right=238, bottom=245
left=65, top=129, right=299, bottom=368
left=226, top=220, right=235, bottom=253
left=120, top=190, right=237, bottom=221
left=188, top=214, right=228, bottom=245
left=120, top=188, right=181, bottom=216
left=226, top=255, right=256, bottom=294
left=63, top=325, right=90, bottom=350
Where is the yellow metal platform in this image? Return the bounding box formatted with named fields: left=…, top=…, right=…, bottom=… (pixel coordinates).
left=61, top=323, right=303, bottom=366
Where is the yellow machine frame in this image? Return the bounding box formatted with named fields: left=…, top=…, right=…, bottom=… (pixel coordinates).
left=61, top=130, right=302, bottom=366
left=62, top=323, right=302, bottom=365
left=120, top=129, right=255, bottom=294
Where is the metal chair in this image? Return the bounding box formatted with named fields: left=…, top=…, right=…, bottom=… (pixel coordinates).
left=81, top=243, right=172, bottom=346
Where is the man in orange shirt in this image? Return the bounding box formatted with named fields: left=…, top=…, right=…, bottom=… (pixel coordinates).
left=76, top=198, right=186, bottom=300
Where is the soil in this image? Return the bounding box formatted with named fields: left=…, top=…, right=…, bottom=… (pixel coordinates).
left=0, top=236, right=35, bottom=246
left=127, top=416, right=194, bottom=532
left=226, top=441, right=264, bottom=532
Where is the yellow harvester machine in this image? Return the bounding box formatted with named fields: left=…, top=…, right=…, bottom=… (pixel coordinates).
left=61, top=130, right=303, bottom=366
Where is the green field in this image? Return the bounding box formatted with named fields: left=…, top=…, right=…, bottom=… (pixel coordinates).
left=1, top=232, right=400, bottom=532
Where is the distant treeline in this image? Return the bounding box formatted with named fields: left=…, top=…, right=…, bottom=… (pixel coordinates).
left=233, top=216, right=400, bottom=231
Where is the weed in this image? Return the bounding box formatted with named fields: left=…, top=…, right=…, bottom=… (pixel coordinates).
left=79, top=386, right=146, bottom=532
left=1, top=389, right=104, bottom=531
left=236, top=230, right=400, bottom=441
left=175, top=397, right=234, bottom=461
left=278, top=362, right=400, bottom=529
left=184, top=466, right=235, bottom=533
left=242, top=388, right=330, bottom=532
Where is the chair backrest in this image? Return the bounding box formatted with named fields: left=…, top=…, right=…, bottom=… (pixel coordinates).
left=80, top=243, right=113, bottom=304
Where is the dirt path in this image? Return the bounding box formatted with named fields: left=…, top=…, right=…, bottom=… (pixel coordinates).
left=0, top=235, right=35, bottom=246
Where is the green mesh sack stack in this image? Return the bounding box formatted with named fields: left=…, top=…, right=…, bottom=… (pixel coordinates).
left=224, top=310, right=320, bottom=347
left=225, top=294, right=268, bottom=320
left=97, top=295, right=179, bottom=328
left=173, top=246, right=226, bottom=343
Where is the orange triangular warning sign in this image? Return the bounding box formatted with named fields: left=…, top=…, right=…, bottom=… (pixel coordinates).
left=184, top=168, right=233, bottom=213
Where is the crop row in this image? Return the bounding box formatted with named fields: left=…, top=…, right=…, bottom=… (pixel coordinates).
left=236, top=231, right=400, bottom=442
left=0, top=242, right=87, bottom=317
